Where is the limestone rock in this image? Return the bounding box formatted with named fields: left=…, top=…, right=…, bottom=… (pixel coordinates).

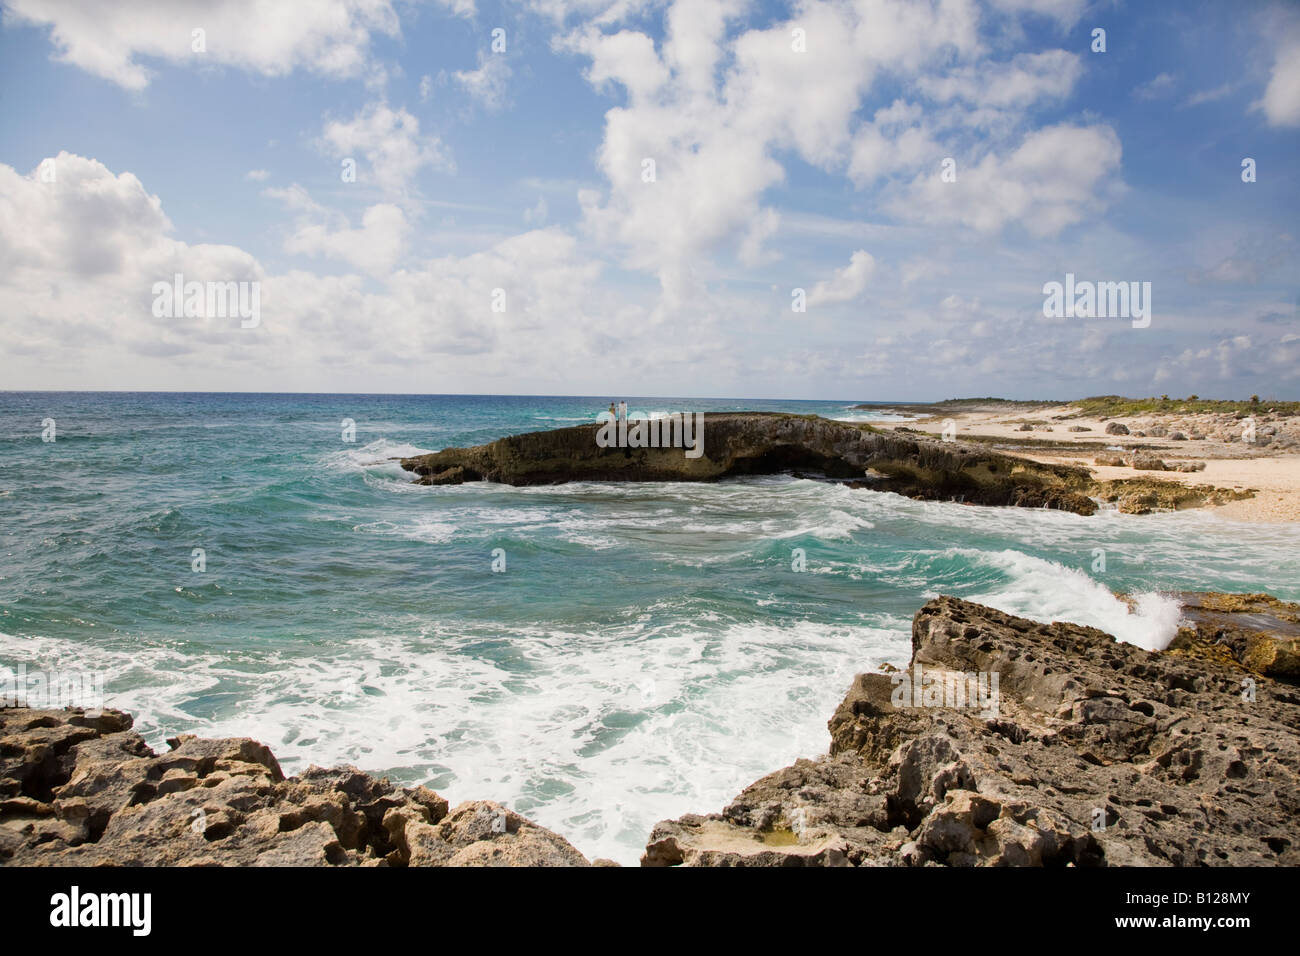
left=0, top=711, right=588, bottom=867
left=1131, top=454, right=1167, bottom=471
left=401, top=413, right=1100, bottom=515
left=1168, top=592, right=1300, bottom=680
left=643, top=596, right=1300, bottom=867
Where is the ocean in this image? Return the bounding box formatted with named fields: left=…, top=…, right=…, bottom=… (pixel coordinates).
left=1, top=391, right=1297, bottom=864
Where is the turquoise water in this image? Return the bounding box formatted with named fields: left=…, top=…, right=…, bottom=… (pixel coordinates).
left=2, top=392, right=1298, bottom=863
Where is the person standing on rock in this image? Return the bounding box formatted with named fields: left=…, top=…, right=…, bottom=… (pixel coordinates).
left=608, top=401, right=617, bottom=423
left=619, top=400, right=628, bottom=422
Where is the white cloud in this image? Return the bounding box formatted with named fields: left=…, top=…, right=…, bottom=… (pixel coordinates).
left=319, top=102, right=453, bottom=195
left=245, top=169, right=270, bottom=181
left=1187, top=232, right=1295, bottom=285
left=1152, top=334, right=1299, bottom=385
left=1133, top=72, right=1176, bottom=101
left=0, top=152, right=262, bottom=367
left=454, top=52, right=512, bottom=111
left=1185, top=82, right=1236, bottom=107
left=1257, top=25, right=1300, bottom=127
left=569, top=0, right=983, bottom=306
left=809, top=250, right=875, bottom=306
left=887, top=123, right=1123, bottom=237
left=578, top=28, right=669, bottom=100
left=0, top=152, right=635, bottom=391
left=901, top=256, right=949, bottom=286
left=917, top=51, right=1082, bottom=109
left=523, top=196, right=549, bottom=225
left=266, top=186, right=411, bottom=276
left=436, top=0, right=478, bottom=17
left=849, top=115, right=942, bottom=186
left=4, top=0, right=402, bottom=90
left=986, top=0, right=1087, bottom=29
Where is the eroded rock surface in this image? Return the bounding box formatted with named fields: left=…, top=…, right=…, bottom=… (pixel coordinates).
left=1169, top=592, right=1300, bottom=680
left=643, top=596, right=1300, bottom=867
left=0, top=711, right=589, bottom=867
left=400, top=413, right=1099, bottom=514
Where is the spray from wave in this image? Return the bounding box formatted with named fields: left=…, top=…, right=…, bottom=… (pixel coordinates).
left=946, top=548, right=1183, bottom=651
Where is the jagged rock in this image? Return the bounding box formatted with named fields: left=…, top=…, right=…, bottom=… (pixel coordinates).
left=0, top=710, right=588, bottom=867
left=1169, top=432, right=1188, bottom=441
left=1018, top=423, right=1034, bottom=431
left=1068, top=426, right=1091, bottom=432
left=1173, top=461, right=1206, bottom=472
left=1094, top=454, right=1127, bottom=467
left=400, top=413, right=1100, bottom=515
left=1105, top=422, right=1130, bottom=435
left=643, top=596, right=1300, bottom=867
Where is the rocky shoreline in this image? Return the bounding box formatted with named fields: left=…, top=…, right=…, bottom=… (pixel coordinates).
left=401, top=412, right=1124, bottom=515
left=4, top=592, right=1296, bottom=867
left=850, top=399, right=1300, bottom=520
left=396, top=412, right=1272, bottom=517
left=0, top=709, right=602, bottom=866
left=643, top=594, right=1299, bottom=867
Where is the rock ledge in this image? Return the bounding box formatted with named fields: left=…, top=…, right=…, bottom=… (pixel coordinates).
left=643, top=595, right=1300, bottom=867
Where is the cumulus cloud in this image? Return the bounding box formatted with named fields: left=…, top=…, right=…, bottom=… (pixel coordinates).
left=887, top=123, right=1123, bottom=236
left=454, top=52, right=512, bottom=111
left=319, top=101, right=453, bottom=195
left=848, top=112, right=942, bottom=186
left=809, top=250, right=875, bottom=306
left=4, top=0, right=402, bottom=90
left=917, top=51, right=1082, bottom=110
left=1152, top=334, right=1293, bottom=385
left=1256, top=20, right=1300, bottom=127
left=568, top=0, right=983, bottom=306
left=0, top=152, right=263, bottom=369
left=0, top=152, right=631, bottom=391
left=265, top=186, right=411, bottom=276
left=986, top=0, right=1087, bottom=29
left=564, top=0, right=1120, bottom=312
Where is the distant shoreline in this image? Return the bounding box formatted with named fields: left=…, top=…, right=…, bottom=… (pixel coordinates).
left=857, top=399, right=1300, bottom=523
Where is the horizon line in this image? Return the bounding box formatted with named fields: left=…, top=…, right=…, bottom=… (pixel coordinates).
left=3, top=389, right=1292, bottom=403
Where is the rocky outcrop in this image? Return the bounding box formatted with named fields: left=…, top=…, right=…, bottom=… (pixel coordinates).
left=0, top=710, right=590, bottom=867
left=643, top=596, right=1300, bottom=867
left=400, top=413, right=1100, bottom=514
left=1088, top=478, right=1252, bottom=514
left=1169, top=592, right=1300, bottom=680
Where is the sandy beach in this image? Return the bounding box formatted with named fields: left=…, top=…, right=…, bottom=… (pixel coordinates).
left=867, top=401, right=1300, bottom=523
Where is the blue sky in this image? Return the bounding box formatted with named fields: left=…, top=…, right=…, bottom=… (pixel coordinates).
left=1, top=0, right=1297, bottom=399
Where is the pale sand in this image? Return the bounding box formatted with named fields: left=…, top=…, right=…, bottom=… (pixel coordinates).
left=1028, top=455, right=1300, bottom=523
left=898, top=404, right=1300, bottom=524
